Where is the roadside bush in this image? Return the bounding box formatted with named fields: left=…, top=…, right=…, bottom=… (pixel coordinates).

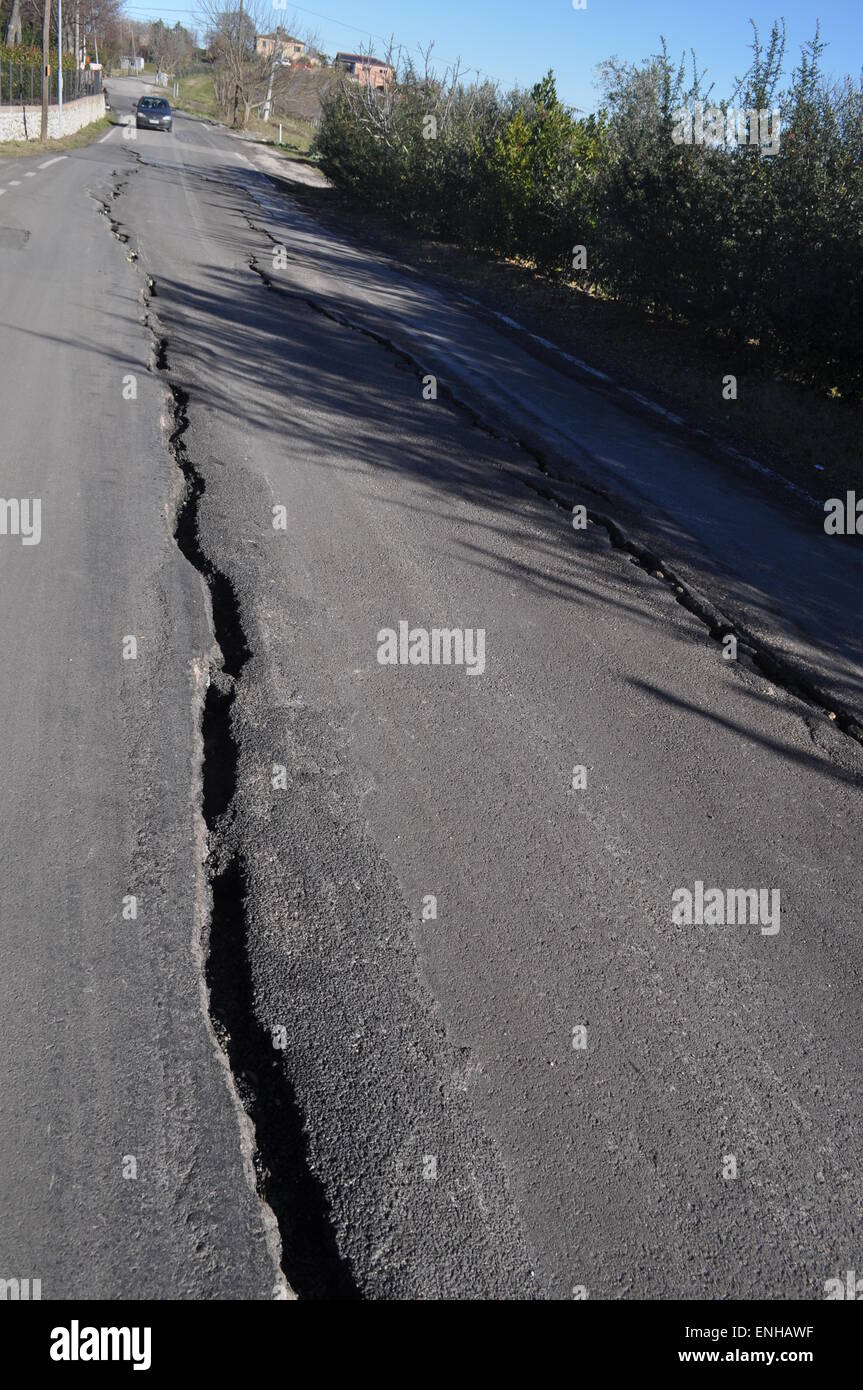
left=316, top=23, right=863, bottom=398
left=316, top=61, right=593, bottom=270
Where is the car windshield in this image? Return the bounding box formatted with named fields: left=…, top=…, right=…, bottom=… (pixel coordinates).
left=140, top=99, right=167, bottom=110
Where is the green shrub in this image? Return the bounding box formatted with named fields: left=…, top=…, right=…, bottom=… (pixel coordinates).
left=316, top=23, right=863, bottom=397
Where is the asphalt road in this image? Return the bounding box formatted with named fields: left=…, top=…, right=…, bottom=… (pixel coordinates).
left=1, top=79, right=861, bottom=1300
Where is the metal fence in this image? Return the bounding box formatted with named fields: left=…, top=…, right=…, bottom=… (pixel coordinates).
left=0, top=64, right=102, bottom=107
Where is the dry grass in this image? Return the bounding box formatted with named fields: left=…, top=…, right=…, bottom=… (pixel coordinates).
left=173, top=73, right=316, bottom=157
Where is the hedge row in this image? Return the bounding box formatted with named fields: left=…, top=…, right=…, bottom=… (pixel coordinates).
left=316, top=25, right=863, bottom=398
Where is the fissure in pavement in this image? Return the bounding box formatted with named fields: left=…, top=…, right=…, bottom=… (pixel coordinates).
left=166, top=376, right=359, bottom=1300
left=242, top=219, right=863, bottom=749
left=97, top=168, right=360, bottom=1297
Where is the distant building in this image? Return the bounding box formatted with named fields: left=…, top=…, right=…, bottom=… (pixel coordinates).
left=256, top=30, right=306, bottom=62
left=335, top=52, right=393, bottom=90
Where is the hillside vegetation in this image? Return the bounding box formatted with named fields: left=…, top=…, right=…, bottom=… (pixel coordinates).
left=317, top=23, right=863, bottom=401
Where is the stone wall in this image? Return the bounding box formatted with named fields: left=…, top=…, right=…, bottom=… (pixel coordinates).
left=0, top=92, right=105, bottom=143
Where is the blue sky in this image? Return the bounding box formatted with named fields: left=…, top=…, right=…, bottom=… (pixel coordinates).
left=122, top=1, right=862, bottom=111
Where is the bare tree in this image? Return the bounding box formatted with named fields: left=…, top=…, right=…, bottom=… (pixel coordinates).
left=196, top=1, right=317, bottom=128
left=77, top=0, right=122, bottom=65
left=148, top=19, right=196, bottom=76
left=5, top=0, right=23, bottom=45
left=196, top=0, right=263, bottom=126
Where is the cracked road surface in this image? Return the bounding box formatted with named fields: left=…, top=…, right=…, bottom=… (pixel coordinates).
left=1, top=78, right=861, bottom=1300
left=0, top=109, right=279, bottom=1298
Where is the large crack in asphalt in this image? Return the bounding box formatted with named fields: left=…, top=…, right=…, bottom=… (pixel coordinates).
left=242, top=216, right=863, bottom=751
left=166, top=385, right=359, bottom=1301
left=92, top=146, right=859, bottom=1297
left=97, top=163, right=359, bottom=1300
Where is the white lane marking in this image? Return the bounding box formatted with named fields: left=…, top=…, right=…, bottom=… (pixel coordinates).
left=99, top=127, right=115, bottom=143
left=38, top=156, right=67, bottom=168
left=8, top=179, right=21, bottom=185
left=0, top=189, right=5, bottom=196
left=24, top=171, right=36, bottom=177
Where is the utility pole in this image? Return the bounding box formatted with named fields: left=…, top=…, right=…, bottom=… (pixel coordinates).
left=57, top=0, right=63, bottom=120
left=262, top=39, right=282, bottom=123
left=41, top=0, right=51, bottom=141
left=232, top=0, right=243, bottom=127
